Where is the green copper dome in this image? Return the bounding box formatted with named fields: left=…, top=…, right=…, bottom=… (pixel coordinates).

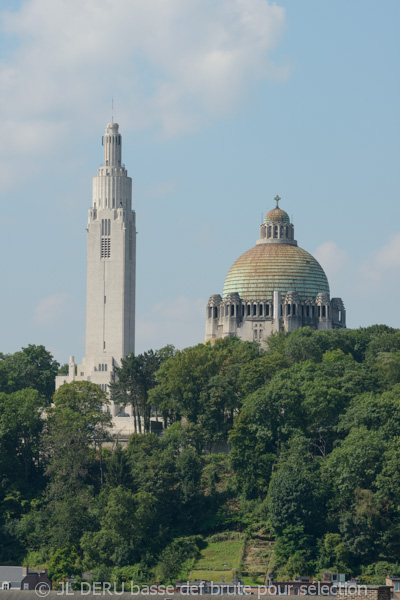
left=223, top=243, right=330, bottom=302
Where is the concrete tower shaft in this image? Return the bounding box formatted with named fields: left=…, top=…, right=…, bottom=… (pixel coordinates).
left=103, top=122, right=122, bottom=167
left=85, top=121, right=136, bottom=369
left=56, top=121, right=137, bottom=423
left=93, top=122, right=132, bottom=212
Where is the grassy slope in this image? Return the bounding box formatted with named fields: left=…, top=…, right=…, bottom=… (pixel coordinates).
left=187, top=534, right=245, bottom=582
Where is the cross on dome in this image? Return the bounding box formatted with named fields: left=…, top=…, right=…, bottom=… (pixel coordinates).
left=274, top=195, right=281, bottom=208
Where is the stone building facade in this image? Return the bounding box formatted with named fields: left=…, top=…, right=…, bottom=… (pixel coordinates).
left=56, top=122, right=136, bottom=421
left=205, top=197, right=346, bottom=344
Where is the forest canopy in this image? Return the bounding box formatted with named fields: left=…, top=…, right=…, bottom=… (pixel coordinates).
left=1, top=328, right=400, bottom=586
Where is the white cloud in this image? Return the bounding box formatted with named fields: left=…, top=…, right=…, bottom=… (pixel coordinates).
left=33, top=293, right=68, bottom=326
left=314, top=241, right=349, bottom=278
left=136, top=295, right=206, bottom=352
left=314, top=235, right=400, bottom=329
left=0, top=0, right=287, bottom=147
left=360, top=232, right=400, bottom=282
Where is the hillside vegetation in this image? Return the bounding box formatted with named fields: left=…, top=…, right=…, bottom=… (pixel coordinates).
left=1, top=327, right=400, bottom=586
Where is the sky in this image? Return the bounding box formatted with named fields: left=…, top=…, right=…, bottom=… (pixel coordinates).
left=1, top=0, right=399, bottom=364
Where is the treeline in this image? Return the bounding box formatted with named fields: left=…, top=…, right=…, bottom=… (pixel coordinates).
left=1, top=328, right=400, bottom=585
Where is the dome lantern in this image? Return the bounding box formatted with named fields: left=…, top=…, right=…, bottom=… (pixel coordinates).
left=259, top=196, right=296, bottom=246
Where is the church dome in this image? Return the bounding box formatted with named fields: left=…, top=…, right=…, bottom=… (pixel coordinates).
left=205, top=195, right=346, bottom=344
left=223, top=243, right=329, bottom=302
left=264, top=207, right=290, bottom=224
left=222, top=197, right=330, bottom=302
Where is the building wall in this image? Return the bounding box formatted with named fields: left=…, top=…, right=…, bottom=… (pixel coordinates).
left=85, top=205, right=135, bottom=364
left=337, top=586, right=391, bottom=600
left=205, top=294, right=346, bottom=345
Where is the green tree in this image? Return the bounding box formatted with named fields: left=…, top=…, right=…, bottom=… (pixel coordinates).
left=111, top=346, right=174, bottom=433
left=151, top=338, right=261, bottom=440
left=323, top=426, right=386, bottom=501
left=268, top=435, right=324, bottom=538
left=44, top=382, right=112, bottom=547
left=48, top=546, right=80, bottom=586
left=0, top=389, right=45, bottom=563
left=0, top=388, right=44, bottom=488
left=58, top=364, right=69, bottom=375
left=81, top=486, right=160, bottom=568
left=0, top=345, right=59, bottom=402
left=274, top=525, right=315, bottom=578
left=317, top=533, right=350, bottom=574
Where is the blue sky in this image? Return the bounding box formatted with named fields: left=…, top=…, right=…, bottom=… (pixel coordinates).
left=1, top=0, right=399, bottom=363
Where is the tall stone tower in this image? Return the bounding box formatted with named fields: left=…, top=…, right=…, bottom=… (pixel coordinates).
left=86, top=122, right=136, bottom=363
left=56, top=122, right=136, bottom=417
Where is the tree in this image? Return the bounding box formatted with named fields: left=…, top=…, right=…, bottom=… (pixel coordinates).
left=105, top=444, right=130, bottom=488
left=323, top=426, right=386, bottom=501
left=274, top=525, right=315, bottom=578
left=176, top=448, right=203, bottom=527
left=44, top=382, right=112, bottom=547
left=111, top=346, right=174, bottom=433
left=229, top=403, right=276, bottom=499
left=58, top=364, right=69, bottom=375
left=336, top=388, right=400, bottom=440
left=156, top=537, right=200, bottom=584
left=268, top=435, right=324, bottom=539
left=150, top=337, right=261, bottom=437
left=48, top=546, right=79, bottom=586
left=46, top=382, right=111, bottom=487
left=0, top=389, right=44, bottom=488
left=81, top=486, right=160, bottom=568
left=0, top=345, right=59, bottom=402
left=337, top=489, right=388, bottom=568
left=317, top=533, right=350, bottom=574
